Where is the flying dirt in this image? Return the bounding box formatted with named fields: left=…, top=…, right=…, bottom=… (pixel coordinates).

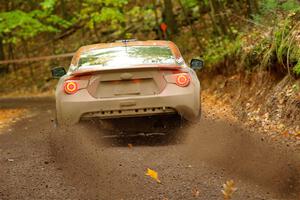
left=0, top=97, right=299, bottom=200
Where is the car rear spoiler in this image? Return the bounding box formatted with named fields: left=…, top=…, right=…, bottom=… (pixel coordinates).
left=70, top=65, right=185, bottom=77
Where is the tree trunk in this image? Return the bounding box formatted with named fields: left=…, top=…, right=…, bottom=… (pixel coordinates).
left=220, top=1, right=233, bottom=37
left=22, top=39, right=35, bottom=81
left=208, top=0, right=223, bottom=35
left=60, top=0, right=68, bottom=19
left=8, top=43, right=16, bottom=75
left=177, top=0, right=203, bottom=51
left=0, top=37, right=4, bottom=61
left=152, top=0, right=163, bottom=39
left=208, top=0, right=232, bottom=36
left=0, top=37, right=9, bottom=74
left=213, top=0, right=229, bottom=35
left=246, top=0, right=258, bottom=18
left=93, top=22, right=101, bottom=43
left=163, top=0, right=178, bottom=38
left=198, top=0, right=210, bottom=32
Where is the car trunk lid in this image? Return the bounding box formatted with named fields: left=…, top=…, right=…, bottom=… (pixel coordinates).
left=86, top=68, right=167, bottom=98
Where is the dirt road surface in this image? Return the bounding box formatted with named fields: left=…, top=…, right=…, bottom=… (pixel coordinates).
left=0, top=98, right=299, bottom=200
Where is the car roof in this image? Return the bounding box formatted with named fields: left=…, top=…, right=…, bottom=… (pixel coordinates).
left=70, top=40, right=183, bottom=66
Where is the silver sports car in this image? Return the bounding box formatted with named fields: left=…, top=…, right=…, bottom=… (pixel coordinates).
left=52, top=40, right=203, bottom=133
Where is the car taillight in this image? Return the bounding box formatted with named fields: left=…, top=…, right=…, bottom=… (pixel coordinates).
left=64, top=81, right=78, bottom=94
left=175, top=74, right=190, bottom=87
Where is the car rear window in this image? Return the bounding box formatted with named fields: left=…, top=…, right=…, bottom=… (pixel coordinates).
left=75, top=46, right=178, bottom=70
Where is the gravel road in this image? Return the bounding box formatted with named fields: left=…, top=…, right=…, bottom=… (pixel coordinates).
left=0, top=98, right=299, bottom=200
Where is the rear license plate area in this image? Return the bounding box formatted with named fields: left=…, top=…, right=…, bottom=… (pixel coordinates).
left=114, top=81, right=140, bottom=95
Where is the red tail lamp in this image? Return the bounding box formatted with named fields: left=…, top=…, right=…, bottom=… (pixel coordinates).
left=176, top=74, right=190, bottom=87
left=64, top=81, right=78, bottom=94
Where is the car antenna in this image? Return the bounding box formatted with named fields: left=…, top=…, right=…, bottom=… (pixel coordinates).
left=124, top=40, right=128, bottom=52
left=115, top=39, right=137, bottom=52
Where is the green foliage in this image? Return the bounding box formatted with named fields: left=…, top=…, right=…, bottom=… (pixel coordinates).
left=41, top=0, right=57, bottom=11
left=0, top=0, right=72, bottom=44
left=181, top=0, right=198, bottom=8
left=87, top=7, right=124, bottom=29
left=293, top=62, right=300, bottom=75
left=270, top=18, right=300, bottom=75
left=281, top=0, right=300, bottom=12
left=80, top=0, right=128, bottom=30
left=259, top=0, right=278, bottom=13
left=85, top=0, right=128, bottom=7
left=254, top=0, right=300, bottom=24
left=259, top=0, right=300, bottom=14
left=0, top=10, right=57, bottom=43
left=34, top=0, right=72, bottom=28
left=244, top=15, right=300, bottom=76
left=203, top=36, right=243, bottom=68
left=126, top=6, right=156, bottom=31
left=179, top=0, right=200, bottom=20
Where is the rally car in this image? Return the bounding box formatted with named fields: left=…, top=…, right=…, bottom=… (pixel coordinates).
left=52, top=40, right=203, bottom=133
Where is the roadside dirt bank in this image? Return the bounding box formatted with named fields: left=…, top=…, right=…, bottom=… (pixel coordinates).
left=201, top=71, right=300, bottom=149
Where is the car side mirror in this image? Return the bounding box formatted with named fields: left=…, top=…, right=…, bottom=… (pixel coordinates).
left=51, top=67, right=66, bottom=79
left=190, top=59, right=204, bottom=70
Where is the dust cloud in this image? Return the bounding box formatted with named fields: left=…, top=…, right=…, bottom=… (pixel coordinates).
left=183, top=116, right=300, bottom=198
left=49, top=116, right=300, bottom=199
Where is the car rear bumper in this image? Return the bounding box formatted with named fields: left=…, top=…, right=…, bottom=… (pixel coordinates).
left=56, top=83, right=200, bottom=125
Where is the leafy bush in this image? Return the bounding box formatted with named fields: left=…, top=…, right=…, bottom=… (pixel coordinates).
left=253, top=0, right=300, bottom=25
left=200, top=11, right=300, bottom=77
left=259, top=0, right=300, bottom=14
left=293, top=62, right=300, bottom=75
left=258, top=16, right=300, bottom=75
left=0, top=0, right=72, bottom=44
left=202, top=36, right=243, bottom=69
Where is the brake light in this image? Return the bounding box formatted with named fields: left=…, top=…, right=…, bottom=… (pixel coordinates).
left=64, top=81, right=78, bottom=94
left=176, top=74, right=190, bottom=87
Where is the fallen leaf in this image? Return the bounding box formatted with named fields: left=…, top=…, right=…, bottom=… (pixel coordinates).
left=278, top=124, right=285, bottom=130
left=145, top=168, right=161, bottom=183
left=282, top=130, right=289, bottom=137
left=192, top=188, right=200, bottom=197
left=222, top=180, right=237, bottom=200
